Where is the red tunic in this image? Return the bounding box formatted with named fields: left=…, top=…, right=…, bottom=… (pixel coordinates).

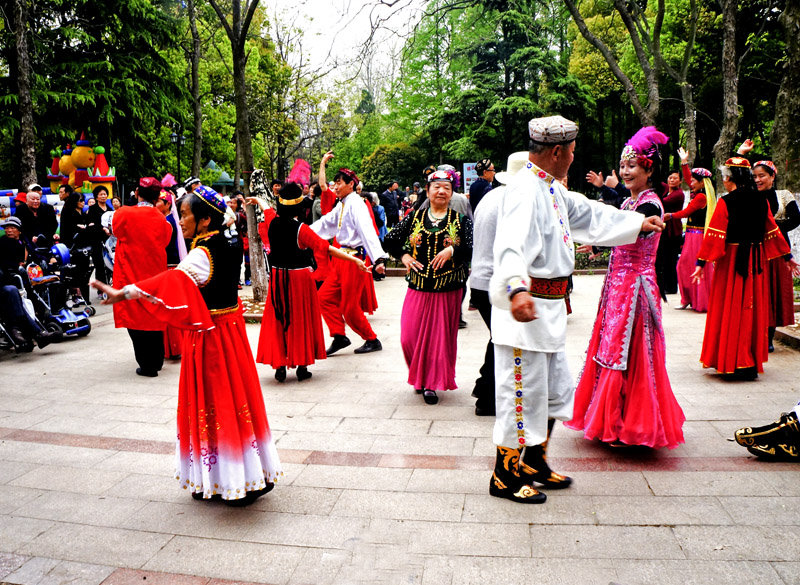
left=321, top=187, right=336, bottom=215
left=257, top=209, right=330, bottom=367
left=112, top=205, right=172, bottom=330
left=697, top=198, right=790, bottom=373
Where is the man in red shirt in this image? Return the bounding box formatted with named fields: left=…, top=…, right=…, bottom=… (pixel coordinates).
left=112, top=177, right=172, bottom=376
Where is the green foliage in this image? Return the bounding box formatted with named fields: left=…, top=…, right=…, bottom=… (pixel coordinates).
left=360, top=142, right=427, bottom=190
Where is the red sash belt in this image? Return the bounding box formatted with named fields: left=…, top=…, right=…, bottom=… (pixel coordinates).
left=528, top=276, right=570, bottom=300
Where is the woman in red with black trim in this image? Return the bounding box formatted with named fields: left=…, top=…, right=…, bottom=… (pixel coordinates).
left=692, top=157, right=800, bottom=380
left=93, top=185, right=281, bottom=506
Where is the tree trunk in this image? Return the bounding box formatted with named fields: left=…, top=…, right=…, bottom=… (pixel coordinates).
left=188, top=0, right=203, bottom=177
left=712, top=0, right=739, bottom=185
left=14, top=0, right=36, bottom=187
left=771, top=0, right=800, bottom=192
left=680, top=82, right=697, bottom=167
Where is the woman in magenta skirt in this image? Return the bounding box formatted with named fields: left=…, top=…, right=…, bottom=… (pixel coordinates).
left=384, top=170, right=473, bottom=405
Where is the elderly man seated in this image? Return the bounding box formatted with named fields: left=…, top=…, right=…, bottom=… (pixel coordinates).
left=0, top=217, right=57, bottom=351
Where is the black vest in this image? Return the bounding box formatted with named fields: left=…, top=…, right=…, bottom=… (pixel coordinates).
left=267, top=216, right=315, bottom=270
left=194, top=233, right=242, bottom=310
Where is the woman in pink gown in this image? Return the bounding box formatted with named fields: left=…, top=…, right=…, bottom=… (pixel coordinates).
left=567, top=127, right=685, bottom=449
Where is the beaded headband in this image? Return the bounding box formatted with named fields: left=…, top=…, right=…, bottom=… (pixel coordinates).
left=194, top=185, right=227, bottom=214
left=337, top=168, right=360, bottom=187
left=754, top=160, right=777, bottom=175
left=724, top=157, right=751, bottom=169
left=691, top=167, right=712, bottom=179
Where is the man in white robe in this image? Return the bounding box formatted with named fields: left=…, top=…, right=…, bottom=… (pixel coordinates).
left=487, top=116, right=664, bottom=504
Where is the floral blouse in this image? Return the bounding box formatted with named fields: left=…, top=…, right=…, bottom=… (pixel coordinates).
left=384, top=206, right=473, bottom=292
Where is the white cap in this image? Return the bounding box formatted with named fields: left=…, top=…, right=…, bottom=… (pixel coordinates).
left=495, top=152, right=530, bottom=184
left=28, top=183, right=42, bottom=191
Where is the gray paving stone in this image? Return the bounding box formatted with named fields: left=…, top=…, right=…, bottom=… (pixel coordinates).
left=0, top=516, right=54, bottom=553
left=675, top=525, right=800, bottom=561
left=409, top=522, right=531, bottom=557
left=719, top=496, right=800, bottom=526
left=4, top=557, right=115, bottom=585
left=612, top=559, right=785, bottom=585
left=369, top=435, right=475, bottom=456
left=423, top=556, right=619, bottom=585
left=13, top=491, right=147, bottom=528
left=591, top=496, right=734, bottom=526
left=331, top=489, right=465, bottom=522
left=528, top=525, right=685, bottom=560
left=274, top=430, right=376, bottom=452
left=0, top=441, right=113, bottom=468
left=772, top=561, right=800, bottom=585
left=643, top=471, right=781, bottom=497
left=763, top=471, right=800, bottom=496
left=287, top=548, right=351, bottom=585
left=462, top=493, right=598, bottom=525
left=250, top=485, right=342, bottom=515
left=10, top=464, right=128, bottom=496
left=0, top=484, right=45, bottom=513
left=125, top=500, right=257, bottom=541
left=0, top=460, right=38, bottom=485
left=143, top=535, right=303, bottom=583
left=291, top=464, right=412, bottom=492
left=16, top=523, right=173, bottom=568
left=335, top=417, right=432, bottom=436
left=242, top=513, right=369, bottom=549
left=0, top=552, right=29, bottom=580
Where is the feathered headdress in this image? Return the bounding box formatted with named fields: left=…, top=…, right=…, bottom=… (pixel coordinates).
left=287, top=158, right=311, bottom=187
left=620, top=126, right=670, bottom=170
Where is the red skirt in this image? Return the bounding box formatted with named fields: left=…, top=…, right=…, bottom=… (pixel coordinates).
left=701, top=244, right=769, bottom=373
left=177, top=305, right=282, bottom=500
left=256, top=267, right=326, bottom=368
left=400, top=288, right=461, bottom=391
left=567, top=299, right=685, bottom=449
left=676, top=229, right=713, bottom=312
left=768, top=256, right=795, bottom=327
left=163, top=325, right=183, bottom=359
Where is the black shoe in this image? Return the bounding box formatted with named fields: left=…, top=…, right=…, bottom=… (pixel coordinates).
left=35, top=330, right=58, bottom=350
left=489, top=446, right=546, bottom=504
left=519, top=444, right=572, bottom=489
left=475, top=404, right=496, bottom=416
left=9, top=327, right=32, bottom=351
left=415, top=388, right=424, bottom=394
left=274, top=366, right=287, bottom=382
left=296, top=366, right=312, bottom=381
left=734, top=411, right=800, bottom=460
left=723, top=367, right=758, bottom=381
left=326, top=335, right=351, bottom=356
left=224, top=481, right=274, bottom=507
left=458, top=319, right=468, bottom=329
left=354, top=338, right=382, bottom=354
left=422, top=390, right=438, bottom=404
left=135, top=367, right=158, bottom=377
left=768, top=342, right=775, bottom=353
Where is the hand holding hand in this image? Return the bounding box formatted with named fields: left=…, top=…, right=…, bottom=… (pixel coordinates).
left=355, top=259, right=370, bottom=274
left=641, top=216, right=664, bottom=233
left=510, top=293, right=537, bottom=323
left=576, top=244, right=593, bottom=255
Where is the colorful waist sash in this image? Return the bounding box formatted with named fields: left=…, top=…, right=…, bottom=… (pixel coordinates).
left=528, top=276, right=570, bottom=300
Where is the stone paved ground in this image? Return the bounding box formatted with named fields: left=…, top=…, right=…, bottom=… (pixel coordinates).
left=1, top=274, right=799, bottom=585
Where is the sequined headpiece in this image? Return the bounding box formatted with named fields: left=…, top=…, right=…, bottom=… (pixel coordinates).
left=194, top=185, right=227, bottom=214
left=620, top=126, right=670, bottom=170
left=724, top=157, right=751, bottom=169
left=691, top=167, right=712, bottom=179
left=754, top=160, right=777, bottom=175
left=427, top=169, right=455, bottom=185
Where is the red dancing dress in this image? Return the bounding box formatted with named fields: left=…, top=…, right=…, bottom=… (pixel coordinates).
left=256, top=208, right=329, bottom=368
left=698, top=191, right=791, bottom=374
left=766, top=189, right=800, bottom=328
left=126, top=231, right=282, bottom=500
left=567, top=190, right=685, bottom=448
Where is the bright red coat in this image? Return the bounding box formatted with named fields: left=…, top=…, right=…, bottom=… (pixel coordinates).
left=112, top=205, right=173, bottom=330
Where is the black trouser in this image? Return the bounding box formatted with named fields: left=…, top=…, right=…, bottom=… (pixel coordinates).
left=127, top=329, right=164, bottom=374
left=0, top=284, right=41, bottom=338
left=655, top=234, right=680, bottom=295
left=91, top=241, right=108, bottom=284
left=470, top=288, right=495, bottom=409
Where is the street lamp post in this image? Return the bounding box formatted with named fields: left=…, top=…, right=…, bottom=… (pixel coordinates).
left=170, top=127, right=186, bottom=184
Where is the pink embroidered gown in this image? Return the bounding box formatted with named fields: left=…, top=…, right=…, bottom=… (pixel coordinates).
left=566, top=189, right=685, bottom=448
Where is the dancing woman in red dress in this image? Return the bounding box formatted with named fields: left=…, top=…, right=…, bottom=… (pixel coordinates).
left=246, top=173, right=369, bottom=383
left=691, top=157, right=800, bottom=380
left=93, top=185, right=281, bottom=506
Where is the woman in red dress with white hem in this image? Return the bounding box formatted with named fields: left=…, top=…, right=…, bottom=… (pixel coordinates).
left=93, top=185, right=281, bottom=506
left=246, top=175, right=369, bottom=383
left=691, top=157, right=800, bottom=380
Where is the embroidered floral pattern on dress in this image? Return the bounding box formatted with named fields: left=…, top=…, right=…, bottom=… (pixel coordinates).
left=513, top=348, right=525, bottom=445
left=525, top=162, right=572, bottom=251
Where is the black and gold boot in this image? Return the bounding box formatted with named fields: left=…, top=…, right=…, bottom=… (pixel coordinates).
left=489, top=446, right=546, bottom=504
left=519, top=419, right=572, bottom=489
left=734, top=411, right=800, bottom=461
